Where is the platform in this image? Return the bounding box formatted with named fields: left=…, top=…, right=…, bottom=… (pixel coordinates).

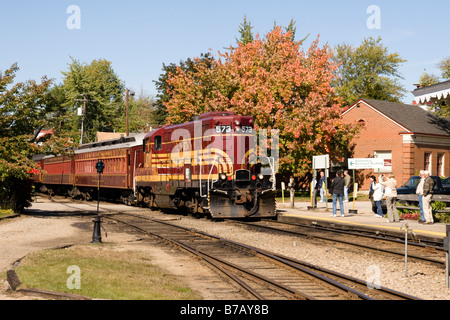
left=276, top=200, right=448, bottom=242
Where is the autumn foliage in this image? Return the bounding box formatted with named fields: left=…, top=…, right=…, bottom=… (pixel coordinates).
left=165, top=27, right=359, bottom=175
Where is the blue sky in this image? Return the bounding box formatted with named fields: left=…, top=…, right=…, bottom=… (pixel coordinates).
left=1, top=0, right=449, bottom=103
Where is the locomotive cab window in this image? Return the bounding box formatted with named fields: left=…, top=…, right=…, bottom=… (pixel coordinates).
left=154, top=135, right=162, bottom=151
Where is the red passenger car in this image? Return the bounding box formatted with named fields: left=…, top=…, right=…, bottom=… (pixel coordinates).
left=36, top=133, right=146, bottom=204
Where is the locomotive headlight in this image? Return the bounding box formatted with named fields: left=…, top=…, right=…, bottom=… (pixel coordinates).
left=258, top=174, right=264, bottom=180
left=234, top=120, right=240, bottom=126
left=220, top=173, right=227, bottom=180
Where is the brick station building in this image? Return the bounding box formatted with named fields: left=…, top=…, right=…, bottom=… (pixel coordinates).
left=342, top=98, right=450, bottom=190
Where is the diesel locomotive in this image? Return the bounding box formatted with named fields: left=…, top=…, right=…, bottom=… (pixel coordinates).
left=33, top=111, right=277, bottom=219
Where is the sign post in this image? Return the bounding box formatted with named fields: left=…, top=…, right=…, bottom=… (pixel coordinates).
left=91, top=159, right=105, bottom=244
left=444, top=226, right=450, bottom=288
left=313, top=155, right=330, bottom=211
left=348, top=158, right=386, bottom=214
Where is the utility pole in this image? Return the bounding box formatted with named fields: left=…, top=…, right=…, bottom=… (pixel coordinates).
left=75, top=93, right=95, bottom=145
left=125, top=89, right=135, bottom=137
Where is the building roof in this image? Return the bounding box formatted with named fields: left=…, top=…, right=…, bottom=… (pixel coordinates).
left=95, top=132, right=126, bottom=142
left=412, top=80, right=450, bottom=104
left=345, top=98, right=450, bottom=137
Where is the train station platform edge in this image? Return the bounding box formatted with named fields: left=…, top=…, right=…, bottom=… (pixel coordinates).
left=276, top=201, right=447, bottom=240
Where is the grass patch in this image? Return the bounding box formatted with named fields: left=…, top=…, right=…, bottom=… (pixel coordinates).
left=0, top=209, right=16, bottom=219
left=15, top=245, right=202, bottom=300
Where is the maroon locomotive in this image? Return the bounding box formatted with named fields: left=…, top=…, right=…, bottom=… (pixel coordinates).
left=33, top=112, right=277, bottom=219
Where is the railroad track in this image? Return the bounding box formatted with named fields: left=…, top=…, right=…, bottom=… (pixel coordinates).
left=233, top=219, right=446, bottom=267
left=104, top=212, right=420, bottom=300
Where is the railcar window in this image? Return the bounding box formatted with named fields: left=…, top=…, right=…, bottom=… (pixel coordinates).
left=155, top=136, right=162, bottom=151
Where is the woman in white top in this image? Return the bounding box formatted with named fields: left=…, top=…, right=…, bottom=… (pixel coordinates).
left=371, top=175, right=384, bottom=217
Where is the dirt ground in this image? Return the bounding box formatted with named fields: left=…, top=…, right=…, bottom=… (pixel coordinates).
left=0, top=197, right=244, bottom=300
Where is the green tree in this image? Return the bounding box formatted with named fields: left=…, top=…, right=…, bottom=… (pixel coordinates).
left=61, top=58, right=125, bottom=143
left=153, top=53, right=214, bottom=125
left=285, top=19, right=297, bottom=41
left=236, top=15, right=254, bottom=45
left=115, top=91, right=158, bottom=133
left=333, top=37, right=407, bottom=106
left=0, top=63, right=70, bottom=212
left=439, top=57, right=450, bottom=79
left=419, top=70, right=440, bottom=87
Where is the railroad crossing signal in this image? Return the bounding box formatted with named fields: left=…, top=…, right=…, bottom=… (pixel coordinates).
left=96, top=159, right=105, bottom=174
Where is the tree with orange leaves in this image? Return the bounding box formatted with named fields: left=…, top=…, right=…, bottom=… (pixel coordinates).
left=165, top=27, right=359, bottom=175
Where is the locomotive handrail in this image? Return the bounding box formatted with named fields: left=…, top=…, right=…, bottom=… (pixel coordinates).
left=198, top=157, right=205, bottom=198
left=198, top=156, right=219, bottom=198
left=260, top=156, right=276, bottom=191
left=207, top=156, right=219, bottom=196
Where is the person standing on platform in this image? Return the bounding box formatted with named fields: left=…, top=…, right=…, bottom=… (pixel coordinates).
left=422, top=171, right=435, bottom=224
left=318, top=171, right=326, bottom=203
left=343, top=170, right=351, bottom=203
left=416, top=170, right=426, bottom=224
left=381, top=173, right=399, bottom=223
left=369, top=176, right=377, bottom=214
left=372, top=175, right=384, bottom=218
left=329, top=170, right=345, bottom=217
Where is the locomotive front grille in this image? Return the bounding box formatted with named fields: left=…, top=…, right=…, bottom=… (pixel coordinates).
left=235, top=169, right=250, bottom=181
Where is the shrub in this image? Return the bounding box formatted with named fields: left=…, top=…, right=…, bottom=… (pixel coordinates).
left=0, top=177, right=32, bottom=213
left=433, top=201, right=450, bottom=223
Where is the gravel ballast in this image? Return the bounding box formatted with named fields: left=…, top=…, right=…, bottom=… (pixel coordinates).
left=2, top=198, right=449, bottom=300
left=166, top=214, right=450, bottom=300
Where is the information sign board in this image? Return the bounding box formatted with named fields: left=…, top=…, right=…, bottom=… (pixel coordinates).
left=348, top=158, right=384, bottom=169
left=313, top=155, right=329, bottom=169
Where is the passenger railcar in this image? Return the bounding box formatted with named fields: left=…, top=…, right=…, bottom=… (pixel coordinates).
left=36, top=133, right=146, bottom=204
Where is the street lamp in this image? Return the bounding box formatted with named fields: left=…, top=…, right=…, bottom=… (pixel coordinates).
left=91, top=159, right=105, bottom=243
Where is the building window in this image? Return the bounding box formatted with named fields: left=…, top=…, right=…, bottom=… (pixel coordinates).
left=374, top=150, right=392, bottom=173
left=424, top=153, right=431, bottom=172
left=437, top=154, right=444, bottom=177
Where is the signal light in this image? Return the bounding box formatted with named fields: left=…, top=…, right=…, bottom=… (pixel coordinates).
left=227, top=176, right=232, bottom=181
left=251, top=175, right=256, bottom=181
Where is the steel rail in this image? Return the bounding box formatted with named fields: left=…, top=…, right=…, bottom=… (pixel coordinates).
left=235, top=220, right=445, bottom=266
left=105, top=213, right=420, bottom=300
left=105, top=214, right=309, bottom=299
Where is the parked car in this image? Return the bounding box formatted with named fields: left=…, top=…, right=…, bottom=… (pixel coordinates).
left=442, top=177, right=450, bottom=193
left=396, top=175, right=450, bottom=206
left=397, top=176, right=444, bottom=194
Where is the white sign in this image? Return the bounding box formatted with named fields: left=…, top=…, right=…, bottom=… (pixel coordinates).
left=348, top=158, right=384, bottom=169
left=313, top=155, right=329, bottom=169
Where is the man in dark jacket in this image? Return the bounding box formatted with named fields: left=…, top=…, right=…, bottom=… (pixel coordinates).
left=329, top=171, right=345, bottom=217
left=422, top=171, right=435, bottom=224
